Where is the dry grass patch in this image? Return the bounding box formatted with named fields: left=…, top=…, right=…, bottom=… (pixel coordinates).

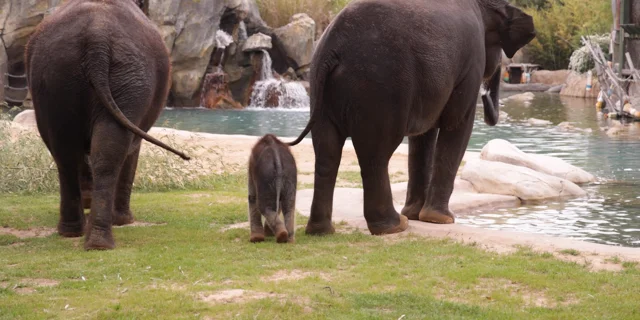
left=197, top=289, right=284, bottom=305
left=0, top=226, right=55, bottom=239
left=435, top=278, right=579, bottom=309
left=261, top=269, right=331, bottom=282
left=114, top=221, right=166, bottom=228
left=1, top=278, right=60, bottom=295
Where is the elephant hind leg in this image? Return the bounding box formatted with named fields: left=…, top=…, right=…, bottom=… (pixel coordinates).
left=79, top=155, right=93, bottom=210
left=352, top=135, right=408, bottom=235
left=306, top=119, right=346, bottom=236
left=401, top=128, right=438, bottom=220
left=84, top=121, right=132, bottom=250
left=54, top=152, right=87, bottom=237
left=113, top=146, right=140, bottom=226
left=420, top=92, right=478, bottom=224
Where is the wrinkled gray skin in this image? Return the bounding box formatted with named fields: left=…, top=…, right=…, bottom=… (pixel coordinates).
left=25, top=0, right=188, bottom=250
left=288, top=0, right=535, bottom=235
left=248, top=134, right=297, bottom=243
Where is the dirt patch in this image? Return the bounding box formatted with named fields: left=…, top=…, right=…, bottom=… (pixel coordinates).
left=435, top=278, right=579, bottom=308
left=2, top=278, right=60, bottom=294
left=186, top=193, right=211, bottom=199
left=147, top=282, right=188, bottom=291
left=114, top=221, right=166, bottom=228
left=553, top=252, right=624, bottom=272
left=22, top=278, right=59, bottom=287
left=0, top=227, right=55, bottom=239
left=261, top=270, right=331, bottom=282
left=197, top=289, right=284, bottom=304
left=219, top=222, right=249, bottom=232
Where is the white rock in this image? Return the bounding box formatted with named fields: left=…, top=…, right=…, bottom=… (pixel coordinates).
left=460, top=159, right=587, bottom=200
left=479, top=139, right=595, bottom=184
left=242, top=32, right=272, bottom=52
left=556, top=121, right=593, bottom=133
left=506, top=92, right=535, bottom=102
left=527, top=118, right=552, bottom=126
left=12, top=110, right=37, bottom=128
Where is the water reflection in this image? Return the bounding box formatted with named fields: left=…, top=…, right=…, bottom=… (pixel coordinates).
left=158, top=93, right=640, bottom=247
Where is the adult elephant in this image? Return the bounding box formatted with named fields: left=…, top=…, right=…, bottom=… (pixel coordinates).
left=288, top=0, right=535, bottom=235
left=25, top=0, right=190, bottom=250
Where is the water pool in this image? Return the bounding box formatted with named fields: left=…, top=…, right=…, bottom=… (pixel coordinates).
left=158, top=94, right=640, bottom=247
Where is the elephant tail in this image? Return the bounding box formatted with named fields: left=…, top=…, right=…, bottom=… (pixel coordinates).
left=286, top=55, right=338, bottom=147
left=273, top=143, right=283, bottom=215
left=83, top=41, right=191, bottom=160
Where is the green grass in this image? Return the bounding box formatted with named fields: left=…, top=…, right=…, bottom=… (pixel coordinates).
left=559, top=249, right=580, bottom=256
left=1, top=175, right=640, bottom=319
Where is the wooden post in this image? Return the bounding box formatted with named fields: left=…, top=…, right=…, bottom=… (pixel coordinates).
left=618, top=0, right=631, bottom=73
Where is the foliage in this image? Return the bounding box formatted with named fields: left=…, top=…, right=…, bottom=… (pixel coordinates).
left=568, top=34, right=611, bottom=73
left=256, top=0, right=351, bottom=30
left=523, top=0, right=612, bottom=70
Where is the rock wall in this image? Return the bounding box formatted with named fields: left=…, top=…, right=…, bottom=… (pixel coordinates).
left=0, top=0, right=250, bottom=107
left=0, top=0, right=314, bottom=108
left=148, top=0, right=228, bottom=106
left=530, top=70, right=571, bottom=86
left=560, top=71, right=601, bottom=98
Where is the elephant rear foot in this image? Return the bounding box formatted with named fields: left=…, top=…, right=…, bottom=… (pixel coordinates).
left=250, top=232, right=265, bottom=243
left=84, top=227, right=115, bottom=250
left=400, top=202, right=422, bottom=221
left=368, top=214, right=409, bottom=235
left=113, top=211, right=135, bottom=226
left=276, top=229, right=289, bottom=243
left=419, top=208, right=455, bottom=224
left=57, top=219, right=86, bottom=238
left=305, top=221, right=335, bottom=236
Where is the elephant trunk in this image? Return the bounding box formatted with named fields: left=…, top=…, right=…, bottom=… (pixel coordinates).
left=482, top=67, right=502, bottom=126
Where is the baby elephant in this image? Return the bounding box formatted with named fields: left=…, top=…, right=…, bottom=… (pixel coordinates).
left=248, top=134, right=297, bottom=243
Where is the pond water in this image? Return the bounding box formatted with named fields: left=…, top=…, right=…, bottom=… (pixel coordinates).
left=158, top=94, right=640, bottom=247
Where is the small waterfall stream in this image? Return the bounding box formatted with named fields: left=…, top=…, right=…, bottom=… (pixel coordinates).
left=248, top=50, right=310, bottom=109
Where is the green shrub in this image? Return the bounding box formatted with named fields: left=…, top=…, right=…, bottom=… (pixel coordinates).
left=568, top=34, right=611, bottom=73
left=523, top=0, right=612, bottom=70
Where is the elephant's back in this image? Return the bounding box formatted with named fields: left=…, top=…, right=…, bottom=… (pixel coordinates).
left=327, top=0, right=484, bottom=65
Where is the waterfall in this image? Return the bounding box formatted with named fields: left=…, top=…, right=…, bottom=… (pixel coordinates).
left=248, top=50, right=310, bottom=109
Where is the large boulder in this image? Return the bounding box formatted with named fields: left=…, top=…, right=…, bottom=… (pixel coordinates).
left=243, top=33, right=272, bottom=52
left=148, top=0, right=228, bottom=106
left=479, top=139, right=595, bottom=184
left=12, top=109, right=37, bottom=128
left=460, top=159, right=587, bottom=201
left=560, top=71, right=600, bottom=98
left=530, top=70, right=571, bottom=86
left=273, top=13, right=316, bottom=69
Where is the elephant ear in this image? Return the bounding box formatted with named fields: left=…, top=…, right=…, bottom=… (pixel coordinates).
left=500, top=5, right=536, bottom=59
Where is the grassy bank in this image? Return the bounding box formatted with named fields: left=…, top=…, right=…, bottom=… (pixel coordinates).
left=1, top=175, right=639, bottom=319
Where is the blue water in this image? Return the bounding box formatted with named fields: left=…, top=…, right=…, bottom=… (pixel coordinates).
left=158, top=94, right=640, bottom=247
